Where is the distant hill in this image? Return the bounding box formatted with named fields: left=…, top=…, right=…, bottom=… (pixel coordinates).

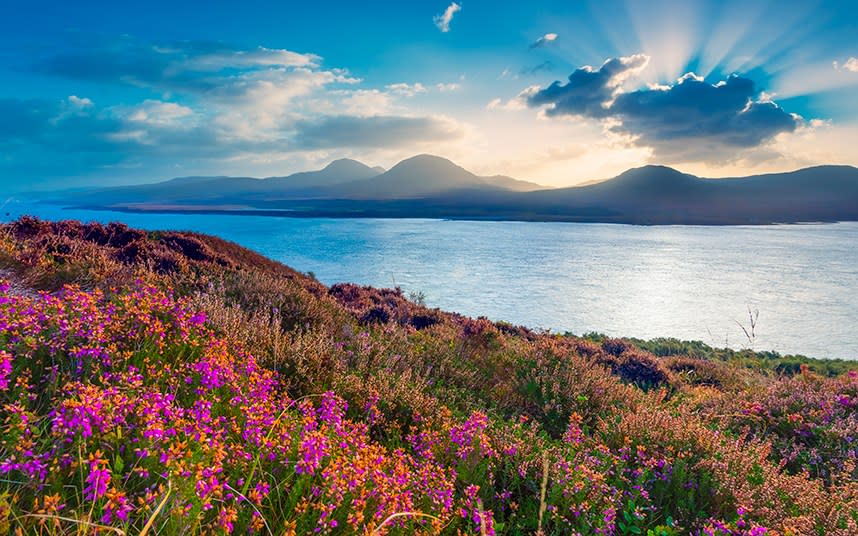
left=58, top=158, right=385, bottom=206
left=324, top=154, right=543, bottom=199
left=46, top=158, right=858, bottom=225
left=512, top=165, right=858, bottom=224
left=264, top=158, right=382, bottom=191
left=54, top=154, right=542, bottom=206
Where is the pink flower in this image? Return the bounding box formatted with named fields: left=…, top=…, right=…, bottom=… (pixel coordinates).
left=450, top=412, right=489, bottom=459
left=0, top=351, right=11, bottom=390
left=295, top=432, right=328, bottom=475
left=84, top=457, right=110, bottom=501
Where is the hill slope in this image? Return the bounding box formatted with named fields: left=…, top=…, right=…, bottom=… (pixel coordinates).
left=519, top=164, right=858, bottom=224
left=1, top=217, right=857, bottom=534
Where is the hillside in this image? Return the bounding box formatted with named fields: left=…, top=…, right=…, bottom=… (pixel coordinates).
left=1, top=217, right=857, bottom=534
left=515, top=164, right=858, bottom=224
left=55, top=160, right=858, bottom=225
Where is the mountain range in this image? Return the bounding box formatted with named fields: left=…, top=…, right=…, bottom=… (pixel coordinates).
left=48, top=154, right=858, bottom=225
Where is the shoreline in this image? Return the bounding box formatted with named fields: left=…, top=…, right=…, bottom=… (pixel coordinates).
left=56, top=202, right=854, bottom=227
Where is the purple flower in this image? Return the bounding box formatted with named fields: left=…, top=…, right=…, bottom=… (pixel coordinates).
left=0, top=351, right=11, bottom=390
left=84, top=458, right=110, bottom=501
left=296, top=433, right=328, bottom=475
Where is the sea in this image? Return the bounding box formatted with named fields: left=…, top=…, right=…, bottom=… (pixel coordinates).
left=3, top=199, right=857, bottom=360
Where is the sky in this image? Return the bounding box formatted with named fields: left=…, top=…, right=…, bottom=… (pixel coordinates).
left=1, top=0, right=857, bottom=191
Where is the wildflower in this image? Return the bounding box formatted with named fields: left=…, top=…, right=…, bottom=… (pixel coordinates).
left=0, top=351, right=11, bottom=390
left=296, top=431, right=328, bottom=475
left=218, top=505, right=238, bottom=533
left=102, top=488, right=132, bottom=524
left=450, top=411, right=490, bottom=459
left=564, top=412, right=585, bottom=445
left=458, top=485, right=496, bottom=536
left=83, top=453, right=110, bottom=501
left=317, top=391, right=347, bottom=430
left=189, top=311, right=207, bottom=326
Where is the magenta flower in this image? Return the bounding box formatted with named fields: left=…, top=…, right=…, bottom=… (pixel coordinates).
left=296, top=432, right=328, bottom=475
left=84, top=457, right=110, bottom=501
left=0, top=351, right=11, bottom=390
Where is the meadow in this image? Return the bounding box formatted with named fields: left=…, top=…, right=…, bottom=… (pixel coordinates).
left=1, top=217, right=856, bottom=535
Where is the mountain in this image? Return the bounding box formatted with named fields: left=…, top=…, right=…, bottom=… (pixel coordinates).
left=262, top=158, right=381, bottom=191
left=47, top=159, right=858, bottom=225
left=324, top=154, right=543, bottom=199
left=54, top=159, right=383, bottom=206
left=262, top=164, right=858, bottom=224
left=52, top=154, right=544, bottom=206
left=515, top=164, right=858, bottom=224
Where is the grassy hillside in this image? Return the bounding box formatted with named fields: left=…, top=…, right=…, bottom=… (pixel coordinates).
left=1, top=217, right=857, bottom=535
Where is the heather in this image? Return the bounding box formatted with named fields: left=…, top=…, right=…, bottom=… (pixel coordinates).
left=1, top=217, right=857, bottom=535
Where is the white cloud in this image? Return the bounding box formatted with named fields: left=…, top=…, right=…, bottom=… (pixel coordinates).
left=385, top=82, right=428, bottom=96
left=127, top=100, right=194, bottom=126
left=486, top=87, right=537, bottom=111
left=341, top=90, right=394, bottom=116
left=531, top=33, right=558, bottom=48
left=433, top=2, right=462, bottom=33
left=67, top=95, right=94, bottom=108
left=207, top=68, right=361, bottom=139
left=54, top=95, right=96, bottom=121
left=833, top=57, right=858, bottom=73
left=180, top=47, right=319, bottom=71
left=436, top=83, right=460, bottom=92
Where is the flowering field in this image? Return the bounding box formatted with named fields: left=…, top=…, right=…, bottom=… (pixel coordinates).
left=1, top=217, right=857, bottom=535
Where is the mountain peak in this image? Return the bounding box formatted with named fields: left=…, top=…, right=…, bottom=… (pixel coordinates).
left=389, top=154, right=472, bottom=175
left=613, top=165, right=696, bottom=187
left=396, top=153, right=456, bottom=165
left=305, top=158, right=381, bottom=183
left=619, top=165, right=686, bottom=177
left=322, top=158, right=373, bottom=173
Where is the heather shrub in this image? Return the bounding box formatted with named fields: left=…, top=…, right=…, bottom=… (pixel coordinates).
left=330, top=283, right=442, bottom=330
left=712, top=368, right=858, bottom=483
left=2, top=218, right=857, bottom=535
left=0, top=283, right=462, bottom=534
left=664, top=355, right=752, bottom=391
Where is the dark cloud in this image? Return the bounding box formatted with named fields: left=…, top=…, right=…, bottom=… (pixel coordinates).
left=294, top=115, right=463, bottom=149
left=0, top=98, right=125, bottom=152
left=33, top=37, right=320, bottom=94
left=0, top=98, right=131, bottom=184
left=0, top=97, right=266, bottom=185
left=527, top=55, right=648, bottom=118
left=526, top=55, right=800, bottom=160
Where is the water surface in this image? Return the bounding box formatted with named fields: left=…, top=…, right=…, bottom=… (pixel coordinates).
left=4, top=200, right=856, bottom=360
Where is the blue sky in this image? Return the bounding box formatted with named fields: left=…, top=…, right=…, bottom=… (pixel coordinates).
left=2, top=0, right=858, bottom=191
